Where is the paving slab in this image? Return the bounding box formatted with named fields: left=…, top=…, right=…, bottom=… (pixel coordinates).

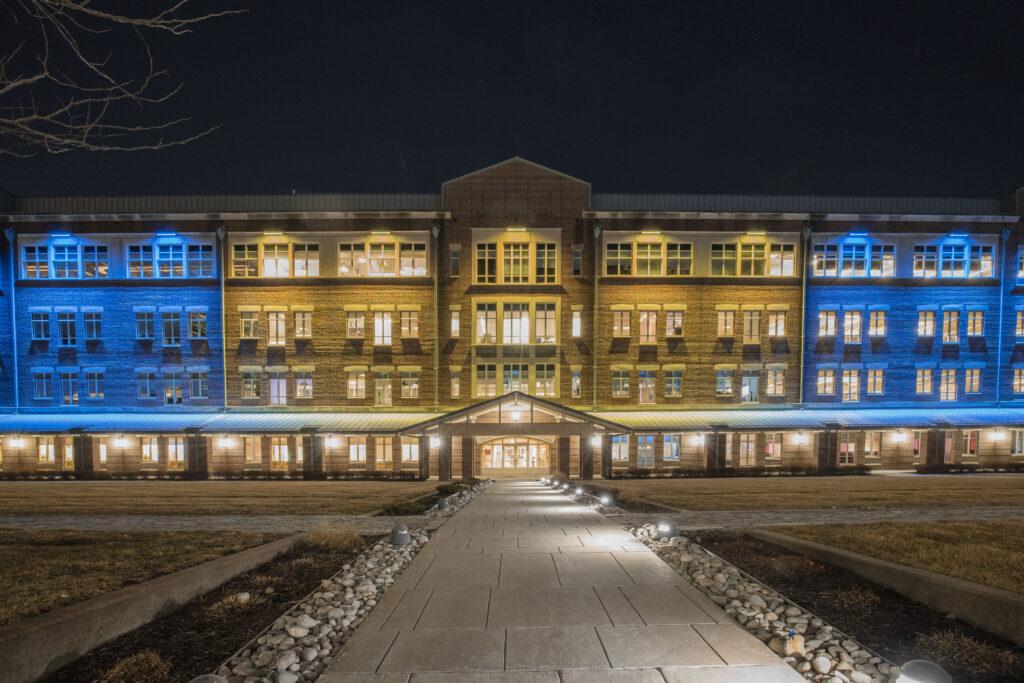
left=505, top=626, right=610, bottom=670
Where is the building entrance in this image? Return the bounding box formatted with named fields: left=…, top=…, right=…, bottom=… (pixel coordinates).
left=480, top=436, right=552, bottom=474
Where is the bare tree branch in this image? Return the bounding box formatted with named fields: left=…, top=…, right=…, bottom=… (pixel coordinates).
left=0, top=0, right=242, bottom=155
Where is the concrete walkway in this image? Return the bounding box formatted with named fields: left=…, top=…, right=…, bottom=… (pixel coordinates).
left=321, top=481, right=801, bottom=682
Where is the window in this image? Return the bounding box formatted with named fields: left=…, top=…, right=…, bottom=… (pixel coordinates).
left=294, top=311, right=312, bottom=339
left=33, top=371, right=51, bottom=399
left=964, top=429, right=979, bottom=457
left=839, top=432, right=857, bottom=465
left=31, top=312, right=49, bottom=340
left=476, top=243, right=497, bottom=283
left=167, top=437, right=185, bottom=468
left=716, top=369, right=734, bottom=395
left=913, top=245, right=938, bottom=278
left=570, top=368, right=581, bottom=398
left=535, top=303, right=556, bottom=343
left=450, top=311, right=460, bottom=337
left=475, top=364, right=496, bottom=397
left=1013, top=430, right=1024, bottom=455
left=768, top=311, right=786, bottom=337
left=818, top=310, right=836, bottom=337
left=189, top=312, right=207, bottom=339
left=867, top=369, right=884, bottom=395
left=190, top=371, right=209, bottom=399
left=843, top=311, right=862, bottom=344
left=812, top=244, right=838, bottom=276
left=240, top=311, right=259, bottom=339
left=503, top=243, right=529, bottom=283
left=868, top=310, right=887, bottom=337
left=967, top=310, right=984, bottom=337
left=769, top=244, right=795, bottom=276
left=401, top=440, right=419, bottom=463
left=841, top=369, right=860, bottom=402
left=765, top=432, right=783, bottom=460
left=347, top=311, right=364, bottom=338
left=400, top=371, right=419, bottom=398
left=37, top=436, right=55, bottom=464
left=368, top=243, right=397, bottom=276
left=188, top=244, right=214, bottom=277
left=571, top=310, right=582, bottom=337
left=613, top=310, right=631, bottom=338
left=374, top=374, right=392, bottom=405
left=639, top=311, right=657, bottom=344
left=1015, top=368, right=1024, bottom=395
left=612, top=370, right=630, bottom=397
left=665, top=369, right=682, bottom=397
left=664, top=434, right=682, bottom=461
left=571, top=244, right=583, bottom=277
left=241, top=371, right=260, bottom=399
left=916, top=368, right=933, bottom=395
left=717, top=310, right=735, bottom=337
left=338, top=243, right=366, bottom=276
left=400, top=243, right=427, bottom=276
left=766, top=369, right=785, bottom=396
left=667, top=243, right=692, bottom=275
left=162, top=312, right=181, bottom=346
left=86, top=371, right=104, bottom=400
left=942, top=310, right=960, bottom=343
left=373, top=311, right=392, bottom=345
left=156, top=244, right=185, bottom=278
left=475, top=303, right=497, bottom=343
left=739, top=244, right=766, bottom=276
left=940, top=243, right=966, bottom=277
left=742, top=310, right=760, bottom=344
left=262, top=244, right=289, bottom=277
left=817, top=369, right=835, bottom=396
left=918, top=310, right=935, bottom=337
left=52, top=245, right=79, bottom=278
left=271, top=437, right=289, bottom=465
left=57, top=312, right=76, bottom=346
left=864, top=431, right=881, bottom=460
left=163, top=372, right=184, bottom=405
left=840, top=243, right=868, bottom=276
left=638, top=370, right=656, bottom=404
left=141, top=437, right=159, bottom=464
left=295, top=371, right=313, bottom=399
left=637, top=434, right=655, bottom=467
left=23, top=246, right=49, bottom=279
left=666, top=310, right=684, bottom=337
left=293, top=244, right=320, bottom=277
left=232, top=244, right=258, bottom=277
left=82, top=245, right=109, bottom=278
left=871, top=244, right=895, bottom=276
left=636, top=243, right=662, bottom=276
left=940, top=368, right=957, bottom=401
left=349, top=437, right=367, bottom=463
left=611, top=434, right=629, bottom=462
left=400, top=310, right=419, bottom=338
left=738, top=433, right=756, bottom=466
left=741, top=370, right=759, bottom=402
left=503, top=303, right=529, bottom=344
left=347, top=371, right=366, bottom=398
left=503, top=364, right=527, bottom=393
left=266, top=372, right=286, bottom=405
left=710, top=243, right=737, bottom=276
left=449, top=245, right=461, bottom=277
left=137, top=371, right=157, bottom=399
left=60, top=371, right=78, bottom=405
left=450, top=371, right=461, bottom=398
left=535, top=243, right=557, bottom=283
left=605, top=243, right=632, bottom=275
left=535, top=364, right=555, bottom=397
left=970, top=245, right=993, bottom=277
left=965, top=368, right=981, bottom=394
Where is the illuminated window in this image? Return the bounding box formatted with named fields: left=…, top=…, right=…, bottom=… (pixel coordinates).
left=939, top=244, right=966, bottom=277
left=664, top=434, right=682, bottom=461
left=140, top=437, right=158, bottom=464
left=967, top=310, right=984, bottom=337
left=86, top=371, right=104, bottom=400
left=611, top=434, right=629, bottom=461
left=769, top=244, right=794, bottom=276
left=817, top=369, right=835, bottom=396
left=503, top=303, right=529, bottom=344
left=613, top=310, right=631, bottom=337
left=843, top=310, right=862, bottom=344
left=129, top=245, right=155, bottom=278
left=942, top=310, right=960, bottom=343
left=161, top=312, right=181, bottom=346
left=612, top=370, right=630, bottom=398
left=267, top=311, right=286, bottom=346
left=741, top=371, right=759, bottom=402
left=939, top=368, right=957, bottom=401
left=812, top=244, right=838, bottom=276
left=37, top=437, right=56, bottom=464
left=349, top=437, right=367, bottom=463
left=717, top=310, right=735, bottom=337
left=475, top=364, right=496, bottom=397
left=346, top=311, right=364, bottom=338
left=262, top=244, right=289, bottom=277
left=156, top=244, right=185, bottom=278
left=765, top=432, right=783, bottom=459
left=666, top=310, right=684, bottom=337
left=738, top=433, right=756, bottom=466
left=1013, top=430, right=1024, bottom=455
left=964, top=430, right=979, bottom=456
left=818, top=310, right=836, bottom=337
left=190, top=371, right=209, bottom=399
left=969, top=245, right=993, bottom=277
left=338, top=243, right=366, bottom=276
left=913, top=245, right=938, bottom=278
left=23, top=246, right=49, bottom=279
left=83, top=245, right=109, bottom=278
left=867, top=369, right=884, bottom=395
left=294, top=311, right=312, bottom=339
left=241, top=371, right=260, bottom=399
left=368, top=243, right=397, bottom=276
left=868, top=310, right=887, bottom=337
left=475, top=303, right=497, bottom=343
left=232, top=244, right=258, bottom=277
left=374, top=373, right=392, bottom=405
left=271, top=437, right=289, bottom=464
left=739, top=244, right=766, bottom=275
left=570, top=368, right=581, bottom=398
left=503, top=364, right=527, bottom=393
left=766, top=369, right=785, bottom=396
left=637, top=434, right=655, bottom=467
left=530, top=303, right=557, bottom=344
left=965, top=368, right=981, bottom=394
left=635, top=243, right=661, bottom=276
left=347, top=371, right=365, bottom=398
left=400, top=371, right=419, bottom=398
left=840, top=243, right=867, bottom=276
left=373, top=312, right=392, bottom=345
left=535, top=243, right=557, bottom=283
left=840, top=369, right=860, bottom=402
left=667, top=243, right=692, bottom=275
left=137, top=371, right=157, bottom=399
left=638, top=370, right=656, bottom=404
left=871, top=244, right=895, bottom=276
left=189, top=312, right=207, bottom=339
left=164, top=371, right=184, bottom=405
left=293, top=244, right=319, bottom=277
left=639, top=311, right=658, bottom=344
left=400, top=311, right=419, bottom=338
left=60, top=371, right=78, bottom=405
left=475, top=243, right=497, bottom=283
left=605, top=243, right=632, bottom=275
left=503, top=243, right=529, bottom=283
left=716, top=369, right=734, bottom=395
left=399, top=243, right=427, bottom=276
left=916, top=368, right=933, bottom=395
left=838, top=432, right=856, bottom=465
left=450, top=371, right=461, bottom=398
left=664, top=370, right=682, bottom=397
left=535, top=364, right=555, bottom=397
left=167, top=437, right=185, bottom=468
left=917, top=310, right=935, bottom=337
left=768, top=311, right=786, bottom=337
left=1014, top=368, right=1024, bottom=395
left=52, top=245, right=79, bottom=279
left=401, top=439, right=419, bottom=463
left=295, top=371, right=313, bottom=399
left=742, top=311, right=760, bottom=344
left=571, top=310, right=582, bottom=337
left=187, top=244, right=213, bottom=277
left=450, top=311, right=460, bottom=337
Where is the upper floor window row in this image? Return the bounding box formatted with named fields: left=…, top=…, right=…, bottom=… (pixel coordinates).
left=812, top=243, right=894, bottom=277
left=604, top=241, right=795, bottom=277
left=22, top=242, right=214, bottom=280
left=475, top=241, right=558, bottom=285
left=231, top=241, right=427, bottom=278
left=812, top=240, right=994, bottom=279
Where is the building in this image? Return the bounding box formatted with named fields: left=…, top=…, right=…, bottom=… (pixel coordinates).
left=1, top=157, right=1024, bottom=479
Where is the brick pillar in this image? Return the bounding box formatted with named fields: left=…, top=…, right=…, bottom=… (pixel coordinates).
left=817, top=430, right=838, bottom=473
left=557, top=436, right=570, bottom=478
left=186, top=433, right=208, bottom=479
left=580, top=432, right=594, bottom=480
left=926, top=429, right=944, bottom=466
left=654, top=432, right=664, bottom=473
left=73, top=434, right=94, bottom=479
left=461, top=436, right=474, bottom=481
left=706, top=433, right=726, bottom=473
left=392, top=437, right=402, bottom=476
left=304, top=434, right=323, bottom=479
left=366, top=435, right=377, bottom=472
left=418, top=435, right=430, bottom=480
left=261, top=436, right=272, bottom=471
left=438, top=434, right=452, bottom=481
left=601, top=434, right=612, bottom=479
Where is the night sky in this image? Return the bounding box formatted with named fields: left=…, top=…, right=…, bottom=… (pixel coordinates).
left=2, top=1, right=1023, bottom=198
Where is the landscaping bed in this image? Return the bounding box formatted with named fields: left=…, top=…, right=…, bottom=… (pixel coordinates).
left=695, top=529, right=1024, bottom=682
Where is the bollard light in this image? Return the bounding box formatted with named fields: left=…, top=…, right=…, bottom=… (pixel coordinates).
left=574, top=486, right=584, bottom=496
left=655, top=521, right=678, bottom=540
left=561, top=483, right=570, bottom=491
left=390, top=524, right=411, bottom=546
left=898, top=660, right=952, bottom=683
left=436, top=497, right=450, bottom=512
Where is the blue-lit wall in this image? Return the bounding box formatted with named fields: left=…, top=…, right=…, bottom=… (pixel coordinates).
left=0, top=231, right=14, bottom=408
left=1001, top=232, right=1024, bottom=403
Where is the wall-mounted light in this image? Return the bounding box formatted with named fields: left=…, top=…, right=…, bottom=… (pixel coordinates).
left=991, top=429, right=1006, bottom=442
left=155, top=232, right=177, bottom=237
left=113, top=435, right=131, bottom=449
left=507, top=227, right=527, bottom=232
left=429, top=435, right=441, bottom=449
left=371, top=229, right=392, bottom=235
left=262, top=231, right=283, bottom=236
left=590, top=434, right=601, bottom=448
left=746, top=229, right=766, bottom=235
left=216, top=436, right=235, bottom=449
left=793, top=432, right=809, bottom=446
left=8, top=436, right=26, bottom=449
left=324, top=436, right=340, bottom=449
left=641, top=229, right=662, bottom=235
left=689, top=433, right=705, bottom=447
left=892, top=430, right=908, bottom=444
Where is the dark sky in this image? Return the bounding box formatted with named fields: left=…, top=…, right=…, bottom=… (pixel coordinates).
left=2, top=1, right=1024, bottom=198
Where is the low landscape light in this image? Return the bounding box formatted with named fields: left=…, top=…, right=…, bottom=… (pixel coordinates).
left=655, top=521, right=678, bottom=539
left=898, top=659, right=952, bottom=683
left=436, top=497, right=450, bottom=512
left=8, top=436, right=25, bottom=449
left=389, top=524, right=411, bottom=546
left=574, top=486, right=584, bottom=496
left=540, top=477, right=548, bottom=483
left=561, top=483, right=570, bottom=491
left=599, top=494, right=612, bottom=506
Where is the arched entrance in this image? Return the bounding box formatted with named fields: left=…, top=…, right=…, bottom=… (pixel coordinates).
left=480, top=435, right=553, bottom=476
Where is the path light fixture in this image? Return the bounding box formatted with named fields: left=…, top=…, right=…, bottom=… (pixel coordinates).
left=540, top=477, right=548, bottom=484
left=599, top=494, right=612, bottom=506
left=8, top=435, right=25, bottom=449
left=898, top=659, right=952, bottom=683
left=574, top=486, right=584, bottom=496
left=389, top=524, right=411, bottom=546
left=561, top=483, right=570, bottom=491
left=436, top=497, right=450, bottom=512
left=655, top=521, right=678, bottom=540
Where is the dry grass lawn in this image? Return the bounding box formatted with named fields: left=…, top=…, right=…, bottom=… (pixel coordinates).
left=772, top=520, right=1024, bottom=595
left=0, top=480, right=438, bottom=516
left=601, top=475, right=1024, bottom=511
left=0, top=528, right=284, bottom=626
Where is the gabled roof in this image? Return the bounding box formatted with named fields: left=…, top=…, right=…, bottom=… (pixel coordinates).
left=442, top=157, right=590, bottom=188
left=397, top=392, right=630, bottom=434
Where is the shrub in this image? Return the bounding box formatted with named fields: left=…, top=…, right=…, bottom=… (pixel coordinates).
left=381, top=499, right=428, bottom=515
left=98, top=650, right=171, bottom=683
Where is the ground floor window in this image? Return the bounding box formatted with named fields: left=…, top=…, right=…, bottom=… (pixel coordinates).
left=1013, top=429, right=1024, bottom=455
left=611, top=434, right=629, bottom=462
left=765, top=432, right=783, bottom=460
left=141, top=437, right=158, bottom=464
left=401, top=438, right=419, bottom=463
left=481, top=437, right=549, bottom=469
left=663, top=434, right=681, bottom=462
left=864, top=431, right=882, bottom=459
left=168, top=436, right=185, bottom=469
left=271, top=437, right=289, bottom=466
left=349, top=436, right=367, bottom=463
left=964, top=430, right=979, bottom=457
left=244, top=436, right=260, bottom=463
left=839, top=431, right=857, bottom=465
left=738, top=433, right=756, bottom=466
left=637, top=434, right=655, bottom=467
left=37, top=436, right=55, bottom=464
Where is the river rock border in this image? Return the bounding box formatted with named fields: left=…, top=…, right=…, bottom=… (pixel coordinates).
left=628, top=524, right=900, bottom=683
left=425, top=479, right=492, bottom=517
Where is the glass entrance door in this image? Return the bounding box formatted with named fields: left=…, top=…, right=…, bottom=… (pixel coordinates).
left=481, top=437, right=551, bottom=472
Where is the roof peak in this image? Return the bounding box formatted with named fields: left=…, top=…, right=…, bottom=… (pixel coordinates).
left=443, top=157, right=590, bottom=187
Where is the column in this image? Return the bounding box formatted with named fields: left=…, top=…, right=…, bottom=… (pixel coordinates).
left=186, top=433, right=209, bottom=479
left=926, top=429, right=944, bottom=466
left=304, top=434, right=323, bottom=479
left=438, top=434, right=452, bottom=481
left=580, top=432, right=594, bottom=480
left=461, top=436, right=474, bottom=481
left=73, top=433, right=94, bottom=479
left=817, top=430, right=838, bottom=473
left=601, top=434, right=612, bottom=479
left=418, top=435, right=430, bottom=480
left=392, top=437, right=402, bottom=476
left=366, top=435, right=377, bottom=472
left=654, top=432, right=664, bottom=473
left=706, top=433, right=726, bottom=473
left=557, top=436, right=570, bottom=478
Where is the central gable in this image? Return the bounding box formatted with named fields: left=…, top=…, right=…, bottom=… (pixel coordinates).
left=442, top=157, right=590, bottom=220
